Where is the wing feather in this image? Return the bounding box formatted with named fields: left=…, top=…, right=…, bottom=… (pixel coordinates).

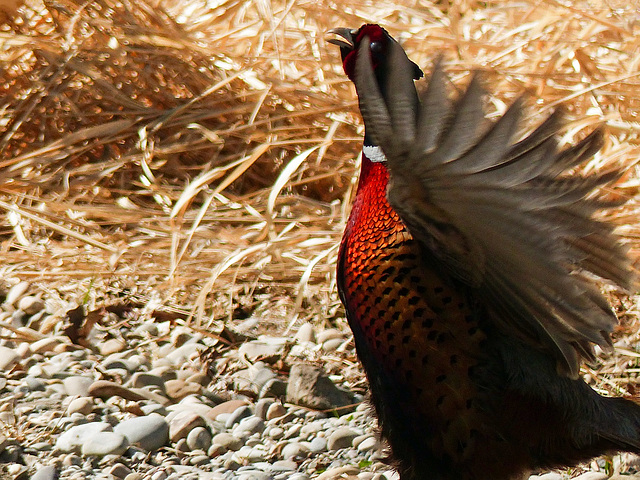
left=352, top=38, right=635, bottom=377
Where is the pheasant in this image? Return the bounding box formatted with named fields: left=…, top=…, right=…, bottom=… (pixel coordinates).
left=330, top=24, right=639, bottom=480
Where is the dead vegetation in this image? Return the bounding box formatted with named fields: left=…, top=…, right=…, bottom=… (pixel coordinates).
left=1, top=0, right=640, bottom=397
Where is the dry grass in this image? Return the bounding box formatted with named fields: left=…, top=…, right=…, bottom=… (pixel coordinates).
left=1, top=0, right=640, bottom=394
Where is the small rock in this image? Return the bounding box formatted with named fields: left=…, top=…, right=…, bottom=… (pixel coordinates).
left=286, top=364, right=353, bottom=410
left=17, top=295, right=44, bottom=315
left=0, top=346, right=20, bottom=370
left=81, top=431, right=129, bottom=456
left=208, top=443, right=227, bottom=457
left=573, top=474, right=608, bottom=480
left=189, top=454, right=210, bottom=466
left=317, top=466, right=360, bottom=480
left=169, top=411, right=205, bottom=442
left=114, top=414, right=169, bottom=451
left=238, top=337, right=287, bottom=362
left=62, top=376, right=94, bottom=397
left=266, top=402, right=287, bottom=420
left=23, top=376, right=46, bottom=391
left=128, top=372, right=165, bottom=391
left=207, top=400, right=249, bottom=421
left=5, top=281, right=29, bottom=307
left=234, top=416, right=265, bottom=435
left=294, top=323, right=315, bottom=343
left=273, top=459, right=298, bottom=471
left=225, top=405, right=253, bottom=428
left=308, top=436, right=328, bottom=453
left=30, top=465, right=58, bottom=480
left=100, top=338, right=126, bottom=355
left=260, top=378, right=287, bottom=399
left=528, top=473, right=564, bottom=480
left=30, top=337, right=64, bottom=355
left=124, top=474, right=143, bottom=480
left=316, top=328, right=343, bottom=344
left=164, top=379, right=201, bottom=401
left=108, top=462, right=132, bottom=479
left=356, top=435, right=378, bottom=452
left=321, top=338, right=344, bottom=352
left=255, top=398, right=274, bottom=420
left=129, top=387, right=170, bottom=406
left=88, top=380, right=145, bottom=402
left=212, top=432, right=243, bottom=451
left=67, top=397, right=94, bottom=416
left=147, top=366, right=177, bottom=382
left=237, top=470, right=270, bottom=480
left=327, top=427, right=359, bottom=450
left=186, top=426, right=212, bottom=451
left=164, top=343, right=200, bottom=365
left=186, top=372, right=211, bottom=386
left=55, top=422, right=112, bottom=453
left=281, top=442, right=310, bottom=460
left=268, top=427, right=284, bottom=440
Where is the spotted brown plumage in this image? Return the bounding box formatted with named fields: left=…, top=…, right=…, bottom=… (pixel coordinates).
left=331, top=24, right=640, bottom=480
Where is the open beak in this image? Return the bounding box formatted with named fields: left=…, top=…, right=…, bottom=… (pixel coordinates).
left=327, top=27, right=356, bottom=51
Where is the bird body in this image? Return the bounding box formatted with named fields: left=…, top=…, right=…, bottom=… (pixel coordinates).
left=331, top=24, right=640, bottom=480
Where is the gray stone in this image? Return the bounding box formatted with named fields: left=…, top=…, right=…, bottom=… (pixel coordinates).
left=237, top=337, right=286, bottom=362
left=356, top=435, right=378, bottom=452
left=30, top=337, right=64, bottom=355
left=114, top=415, right=169, bottom=451
left=225, top=405, right=253, bottom=428
left=88, top=380, right=146, bottom=402
left=260, top=378, right=287, bottom=399
left=317, top=467, right=360, bottom=480
left=55, top=422, right=112, bottom=453
left=164, top=343, right=199, bottom=365
left=327, top=427, right=359, bottom=450
left=190, top=454, right=211, bottom=466
left=286, top=364, right=353, bottom=411
left=573, top=474, right=608, bottom=480
left=18, top=295, right=45, bottom=315
left=164, top=379, right=201, bottom=400
left=169, top=411, right=205, bottom=442
left=294, top=323, right=315, bottom=344
left=186, top=426, right=212, bottom=451
left=5, top=281, right=29, bottom=307
left=67, top=397, right=94, bottom=416
left=23, top=376, right=46, bottom=391
left=107, top=462, right=132, bottom=479
left=272, top=459, right=298, bottom=471
left=267, top=426, right=284, bottom=440
left=281, top=442, right=310, bottom=460
left=0, top=346, right=20, bottom=370
left=30, top=465, right=58, bottom=480
left=316, top=328, right=342, bottom=344
left=140, top=403, right=167, bottom=417
left=307, top=436, right=328, bottom=453
left=81, top=431, right=129, bottom=456
left=266, top=403, right=287, bottom=420
left=212, top=432, right=243, bottom=451
left=237, top=471, right=271, bottom=480
left=62, top=376, right=94, bottom=397
left=234, top=416, right=265, bottom=435
left=255, top=398, right=274, bottom=420
left=287, top=475, right=311, bottom=480
left=321, top=338, right=343, bottom=352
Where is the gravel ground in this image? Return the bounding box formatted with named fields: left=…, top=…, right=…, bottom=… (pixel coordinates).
left=2, top=280, right=640, bottom=480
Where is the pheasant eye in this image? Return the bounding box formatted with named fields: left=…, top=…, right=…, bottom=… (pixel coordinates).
left=370, top=41, right=383, bottom=54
